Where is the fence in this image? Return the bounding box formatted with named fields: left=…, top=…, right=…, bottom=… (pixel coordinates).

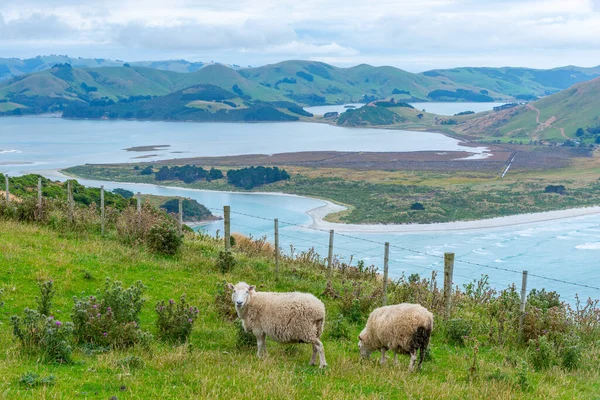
left=4, top=175, right=600, bottom=319
left=208, top=205, right=600, bottom=320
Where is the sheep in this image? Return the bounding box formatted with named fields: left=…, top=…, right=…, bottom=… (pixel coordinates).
left=358, top=303, right=433, bottom=371
left=228, top=282, right=327, bottom=368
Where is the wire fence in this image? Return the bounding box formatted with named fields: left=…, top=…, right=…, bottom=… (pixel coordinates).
left=205, top=205, right=600, bottom=305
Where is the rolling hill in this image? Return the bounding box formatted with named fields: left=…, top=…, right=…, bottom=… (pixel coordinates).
left=455, top=77, right=600, bottom=142
left=421, top=66, right=600, bottom=100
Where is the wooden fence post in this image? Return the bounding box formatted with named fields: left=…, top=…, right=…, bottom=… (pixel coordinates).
left=136, top=192, right=141, bottom=213
left=37, top=177, right=42, bottom=208
left=224, top=206, right=231, bottom=251
left=519, top=270, right=528, bottom=332
left=382, top=242, right=390, bottom=306
left=178, top=198, right=183, bottom=235
left=274, top=218, right=280, bottom=280
left=327, top=230, right=334, bottom=282
left=443, top=252, right=455, bottom=320
left=5, top=174, right=9, bottom=203
left=100, top=185, right=105, bottom=235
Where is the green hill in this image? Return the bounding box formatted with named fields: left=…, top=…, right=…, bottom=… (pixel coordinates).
left=421, top=66, right=600, bottom=100
left=455, top=77, right=600, bottom=142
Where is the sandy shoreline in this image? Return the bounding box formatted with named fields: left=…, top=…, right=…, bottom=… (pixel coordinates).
left=307, top=200, right=600, bottom=233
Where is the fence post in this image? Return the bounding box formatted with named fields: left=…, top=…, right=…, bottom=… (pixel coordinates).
left=274, top=218, right=280, bottom=280
left=37, top=177, right=42, bottom=208
left=5, top=174, right=9, bottom=203
left=327, top=230, right=334, bottom=282
left=382, top=242, right=390, bottom=306
left=443, top=252, right=455, bottom=320
left=136, top=192, right=141, bottom=213
left=519, top=270, right=528, bottom=332
left=100, top=185, right=105, bottom=235
left=224, top=206, right=231, bottom=251
left=178, top=198, right=183, bottom=235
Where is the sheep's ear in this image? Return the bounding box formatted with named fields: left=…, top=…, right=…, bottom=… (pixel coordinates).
left=227, top=283, right=234, bottom=290
left=248, top=285, right=256, bottom=292
left=358, top=334, right=363, bottom=341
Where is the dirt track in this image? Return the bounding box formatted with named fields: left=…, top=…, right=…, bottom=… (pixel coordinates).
left=527, top=104, right=569, bottom=140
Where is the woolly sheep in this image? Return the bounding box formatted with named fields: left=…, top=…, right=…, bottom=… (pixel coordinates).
left=228, top=282, right=327, bottom=368
left=358, top=303, right=433, bottom=371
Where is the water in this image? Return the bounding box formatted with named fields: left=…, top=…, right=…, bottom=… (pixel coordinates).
left=0, top=116, right=487, bottom=176
left=1, top=116, right=599, bottom=302
left=306, top=102, right=506, bottom=116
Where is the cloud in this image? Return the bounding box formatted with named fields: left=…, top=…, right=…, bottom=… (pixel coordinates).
left=0, top=12, right=75, bottom=40
left=1, top=0, right=600, bottom=69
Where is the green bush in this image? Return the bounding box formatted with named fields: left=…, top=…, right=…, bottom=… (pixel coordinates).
left=118, top=355, right=146, bottom=370
left=214, top=281, right=237, bottom=321
left=235, top=319, right=256, bottom=349
left=326, top=313, right=351, bottom=340
left=146, top=221, right=183, bottom=255
left=155, top=295, right=199, bottom=343
left=36, top=279, right=55, bottom=316
left=560, top=344, right=582, bottom=371
left=71, top=278, right=151, bottom=348
left=217, top=250, right=237, bottom=273
left=19, top=372, right=56, bottom=388
left=528, top=335, right=555, bottom=371
left=11, top=309, right=74, bottom=363
left=446, top=318, right=472, bottom=346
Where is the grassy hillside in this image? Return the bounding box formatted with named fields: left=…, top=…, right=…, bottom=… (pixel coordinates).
left=422, top=66, right=600, bottom=100
left=456, top=78, right=600, bottom=142
left=0, top=204, right=599, bottom=398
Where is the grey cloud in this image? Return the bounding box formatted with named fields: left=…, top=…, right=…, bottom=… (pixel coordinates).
left=0, top=12, right=75, bottom=39
left=115, top=18, right=296, bottom=51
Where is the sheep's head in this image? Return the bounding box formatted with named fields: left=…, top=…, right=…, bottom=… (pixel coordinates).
left=228, top=282, right=255, bottom=310
left=358, top=329, right=373, bottom=358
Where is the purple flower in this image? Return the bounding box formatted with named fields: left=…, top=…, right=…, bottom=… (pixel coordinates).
left=97, top=313, right=101, bottom=317
left=543, top=330, right=547, bottom=334
left=56, top=321, right=62, bottom=326
left=103, top=332, right=108, bottom=337
left=188, top=318, right=193, bottom=323
left=536, top=348, right=540, bottom=351
left=92, top=304, right=97, bottom=309
left=107, top=307, right=111, bottom=311
left=169, top=299, right=174, bottom=305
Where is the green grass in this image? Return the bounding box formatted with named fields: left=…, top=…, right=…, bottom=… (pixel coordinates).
left=1, top=220, right=599, bottom=398
left=0, top=102, right=25, bottom=112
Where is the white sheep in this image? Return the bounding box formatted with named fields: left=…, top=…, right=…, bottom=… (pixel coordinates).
left=228, top=282, right=327, bottom=368
left=358, top=303, right=433, bottom=371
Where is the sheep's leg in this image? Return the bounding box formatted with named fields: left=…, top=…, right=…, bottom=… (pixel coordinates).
left=393, top=352, right=398, bottom=365
left=312, top=339, right=327, bottom=368
left=256, top=332, right=267, bottom=358
left=379, top=349, right=387, bottom=365
left=310, top=343, right=318, bottom=366
left=408, top=350, right=417, bottom=371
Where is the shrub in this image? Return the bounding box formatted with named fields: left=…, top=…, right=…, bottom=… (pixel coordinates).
left=155, top=295, right=200, bottom=343
left=235, top=319, right=256, bottom=349
left=515, top=361, right=532, bottom=392
left=72, top=278, right=150, bottom=348
left=11, top=309, right=74, bottom=363
left=19, top=372, right=56, bottom=388
left=528, top=335, right=555, bottom=371
left=146, top=221, right=183, bottom=255
left=446, top=318, right=472, bottom=346
left=337, top=282, right=382, bottom=324
left=326, top=313, right=351, bottom=340
left=217, top=250, right=237, bottom=273
left=214, top=281, right=237, bottom=321
left=36, top=279, right=55, bottom=316
left=560, top=344, right=582, bottom=371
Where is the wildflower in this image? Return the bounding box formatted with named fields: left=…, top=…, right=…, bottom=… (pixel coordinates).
left=169, top=299, right=174, bottom=305
left=56, top=321, right=62, bottom=326
left=536, top=348, right=540, bottom=351
left=107, top=307, right=112, bottom=312
left=92, top=304, right=98, bottom=309
left=188, top=318, right=193, bottom=323
left=103, top=332, right=108, bottom=337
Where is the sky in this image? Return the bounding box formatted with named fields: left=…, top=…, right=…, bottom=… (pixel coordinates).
left=1, top=0, right=600, bottom=72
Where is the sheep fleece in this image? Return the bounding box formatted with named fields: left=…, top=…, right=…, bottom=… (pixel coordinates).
left=363, top=303, right=433, bottom=353
left=242, top=292, right=325, bottom=343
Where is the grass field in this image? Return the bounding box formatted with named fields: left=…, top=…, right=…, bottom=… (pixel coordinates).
left=1, top=218, right=599, bottom=399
